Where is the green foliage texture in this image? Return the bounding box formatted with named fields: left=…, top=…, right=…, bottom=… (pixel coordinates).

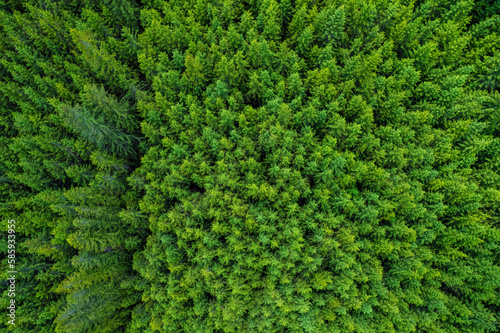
left=0, top=0, right=499, bottom=332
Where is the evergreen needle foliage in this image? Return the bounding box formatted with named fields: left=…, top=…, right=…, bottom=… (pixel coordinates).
left=0, top=0, right=499, bottom=332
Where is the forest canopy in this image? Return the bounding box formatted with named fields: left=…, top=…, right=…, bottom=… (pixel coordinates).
left=0, top=0, right=499, bottom=332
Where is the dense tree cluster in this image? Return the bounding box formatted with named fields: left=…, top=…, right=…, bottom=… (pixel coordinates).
left=1, top=0, right=499, bottom=332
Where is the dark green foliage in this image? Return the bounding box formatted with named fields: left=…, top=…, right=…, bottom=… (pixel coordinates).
left=0, top=1, right=146, bottom=332
left=1, top=0, right=499, bottom=332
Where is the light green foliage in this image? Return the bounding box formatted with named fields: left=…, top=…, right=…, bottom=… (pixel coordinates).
left=134, top=0, right=500, bottom=332
left=0, top=0, right=499, bottom=333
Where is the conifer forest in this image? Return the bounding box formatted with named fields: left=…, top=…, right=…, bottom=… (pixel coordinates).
left=1, top=0, right=500, bottom=332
